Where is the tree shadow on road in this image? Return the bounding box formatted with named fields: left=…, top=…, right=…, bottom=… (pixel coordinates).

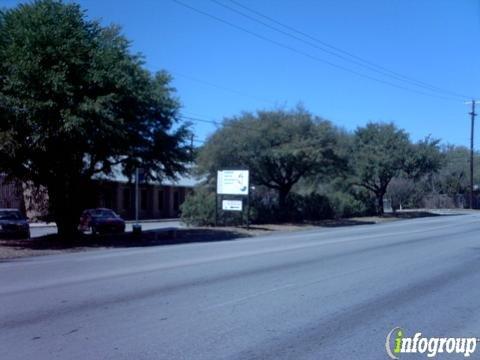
left=0, top=227, right=252, bottom=252
left=385, top=211, right=443, bottom=219
left=309, top=219, right=376, bottom=227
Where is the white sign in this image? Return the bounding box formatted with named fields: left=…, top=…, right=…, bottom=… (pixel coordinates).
left=222, top=200, right=243, bottom=211
left=217, top=170, right=249, bottom=195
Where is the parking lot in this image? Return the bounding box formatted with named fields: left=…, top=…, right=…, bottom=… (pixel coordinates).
left=29, top=220, right=183, bottom=238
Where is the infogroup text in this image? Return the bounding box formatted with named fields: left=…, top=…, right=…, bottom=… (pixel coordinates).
left=386, top=327, right=478, bottom=358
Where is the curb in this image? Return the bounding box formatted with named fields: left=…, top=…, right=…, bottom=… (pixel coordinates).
left=29, top=218, right=181, bottom=228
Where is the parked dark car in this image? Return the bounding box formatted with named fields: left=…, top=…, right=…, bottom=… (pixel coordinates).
left=79, top=208, right=126, bottom=235
left=0, top=209, right=30, bottom=239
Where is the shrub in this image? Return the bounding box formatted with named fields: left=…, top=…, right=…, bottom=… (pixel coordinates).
left=329, top=192, right=375, bottom=218
left=249, top=188, right=280, bottom=223
left=180, top=187, right=216, bottom=226
left=285, top=193, right=334, bottom=222
left=251, top=191, right=334, bottom=223
left=182, top=186, right=374, bottom=227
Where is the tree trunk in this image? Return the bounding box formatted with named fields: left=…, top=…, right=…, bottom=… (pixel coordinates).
left=55, top=214, right=79, bottom=240
left=376, top=193, right=384, bottom=216
left=277, top=185, right=292, bottom=222
left=278, top=187, right=289, bottom=209
left=47, top=176, right=85, bottom=243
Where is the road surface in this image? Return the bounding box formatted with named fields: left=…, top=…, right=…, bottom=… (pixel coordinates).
left=1, top=214, right=480, bottom=359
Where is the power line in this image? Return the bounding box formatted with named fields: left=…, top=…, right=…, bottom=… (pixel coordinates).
left=182, top=113, right=334, bottom=149
left=181, top=115, right=219, bottom=146
left=172, top=0, right=464, bottom=102
left=181, top=114, right=222, bottom=127
left=181, top=113, right=283, bottom=145
left=171, top=70, right=277, bottom=106
left=185, top=113, right=480, bottom=150
left=193, top=138, right=206, bottom=145
left=182, top=113, right=294, bottom=134
left=223, top=0, right=470, bottom=100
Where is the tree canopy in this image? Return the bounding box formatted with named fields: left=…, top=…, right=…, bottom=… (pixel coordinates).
left=0, top=0, right=190, bottom=237
left=351, top=123, right=442, bottom=214
left=196, top=107, right=344, bottom=211
left=434, top=145, right=480, bottom=196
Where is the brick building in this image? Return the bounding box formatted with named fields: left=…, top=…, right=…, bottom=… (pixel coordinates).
left=94, top=177, right=195, bottom=220
left=0, top=173, right=197, bottom=220
left=0, top=175, right=25, bottom=210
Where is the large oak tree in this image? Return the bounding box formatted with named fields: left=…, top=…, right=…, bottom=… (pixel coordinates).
left=351, top=123, right=442, bottom=215
left=197, top=108, right=344, bottom=213
left=0, top=0, right=191, bottom=237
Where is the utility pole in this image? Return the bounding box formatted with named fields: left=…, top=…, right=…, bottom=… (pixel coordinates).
left=466, top=100, right=479, bottom=209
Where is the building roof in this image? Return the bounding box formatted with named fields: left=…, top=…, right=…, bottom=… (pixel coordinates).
left=92, top=166, right=202, bottom=188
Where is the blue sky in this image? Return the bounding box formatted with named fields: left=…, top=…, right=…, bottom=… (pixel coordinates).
left=3, top=0, right=480, bottom=146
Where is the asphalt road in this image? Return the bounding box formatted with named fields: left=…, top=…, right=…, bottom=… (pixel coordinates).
left=1, top=214, right=480, bottom=359
left=29, top=220, right=182, bottom=238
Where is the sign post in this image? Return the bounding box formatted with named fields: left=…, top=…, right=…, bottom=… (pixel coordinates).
left=215, top=192, right=218, bottom=227
left=247, top=187, right=250, bottom=229
left=216, top=170, right=250, bottom=227
left=217, top=170, right=249, bottom=196
left=222, top=200, right=243, bottom=211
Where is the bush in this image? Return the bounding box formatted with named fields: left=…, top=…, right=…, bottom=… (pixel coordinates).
left=180, top=187, right=216, bottom=226
left=251, top=190, right=334, bottom=223
left=249, top=188, right=280, bottom=223
left=285, top=193, right=334, bottom=222
left=329, top=191, right=369, bottom=218
left=181, top=186, right=374, bottom=227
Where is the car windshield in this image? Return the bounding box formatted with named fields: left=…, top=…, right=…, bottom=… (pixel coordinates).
left=0, top=210, right=23, bottom=220
left=90, top=209, right=117, bottom=218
